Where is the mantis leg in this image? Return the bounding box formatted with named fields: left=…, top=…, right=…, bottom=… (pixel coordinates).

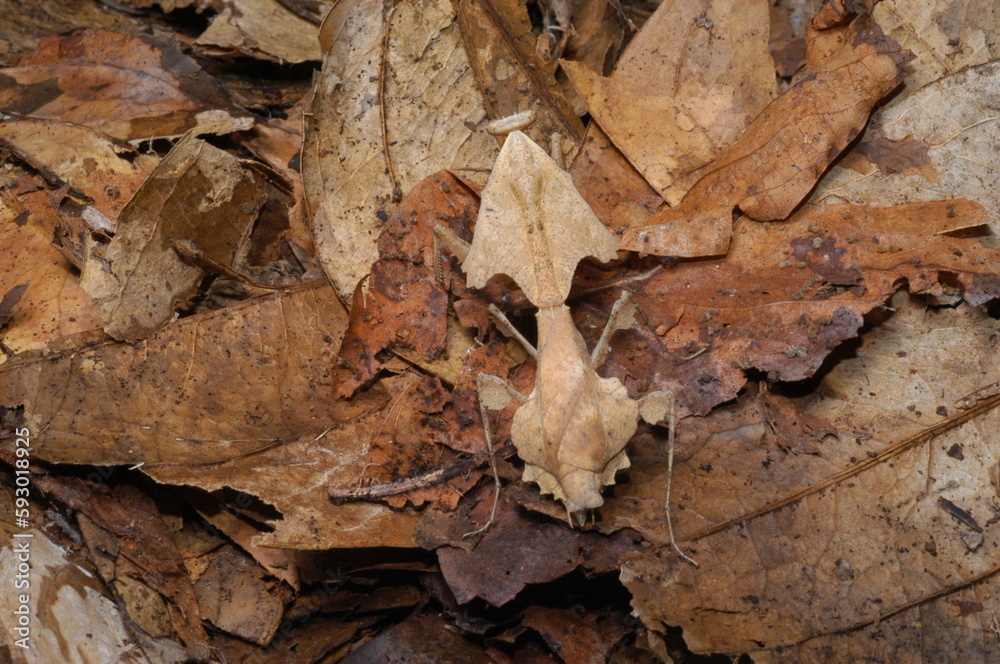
left=464, top=373, right=528, bottom=538
left=591, top=290, right=666, bottom=367
left=639, top=390, right=699, bottom=568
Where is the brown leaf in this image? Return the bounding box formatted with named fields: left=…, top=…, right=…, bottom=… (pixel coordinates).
left=0, top=282, right=28, bottom=328
left=621, top=294, right=1000, bottom=658
left=464, top=131, right=618, bottom=308
left=521, top=605, right=630, bottom=664
left=455, top=0, right=585, bottom=151
left=436, top=492, right=645, bottom=606
left=621, top=15, right=911, bottom=256
left=301, top=0, right=498, bottom=300
left=339, top=612, right=493, bottom=664
left=0, top=29, right=253, bottom=141
left=195, top=0, right=322, bottom=63
left=333, top=171, right=480, bottom=397
left=80, top=135, right=268, bottom=342
left=815, top=59, right=1000, bottom=232
left=615, top=200, right=996, bottom=416
left=872, top=0, right=1000, bottom=94
left=38, top=477, right=210, bottom=654
left=563, top=0, right=777, bottom=204
left=0, top=192, right=103, bottom=358
left=0, top=115, right=156, bottom=229
left=191, top=544, right=284, bottom=645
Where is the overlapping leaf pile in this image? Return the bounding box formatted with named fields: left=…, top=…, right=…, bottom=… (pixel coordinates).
left=2, top=0, right=1000, bottom=662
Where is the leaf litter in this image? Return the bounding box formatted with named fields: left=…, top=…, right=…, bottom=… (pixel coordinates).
left=1, top=1, right=1000, bottom=662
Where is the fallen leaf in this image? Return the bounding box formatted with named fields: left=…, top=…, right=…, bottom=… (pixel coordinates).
left=301, top=0, right=498, bottom=300
left=521, top=605, right=630, bottom=664
left=455, top=0, right=585, bottom=152
left=0, top=191, right=103, bottom=359
left=436, top=492, right=645, bottom=606
left=814, top=59, right=1000, bottom=233
left=0, top=29, right=253, bottom=141
left=191, top=544, right=284, bottom=645
left=333, top=171, right=480, bottom=397
left=873, top=0, right=1000, bottom=93
left=621, top=15, right=911, bottom=257
left=195, top=0, right=322, bottom=63
left=339, top=612, right=493, bottom=664
left=38, top=477, right=210, bottom=654
left=621, top=294, right=1000, bottom=658
left=0, top=282, right=28, bottom=328
left=562, top=0, right=777, bottom=204
left=0, top=0, right=133, bottom=66
left=0, top=115, right=157, bottom=229
left=79, top=134, right=268, bottom=342
left=601, top=199, right=997, bottom=417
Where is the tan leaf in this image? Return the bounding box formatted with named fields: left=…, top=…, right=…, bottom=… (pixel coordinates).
left=621, top=294, right=1000, bottom=659
left=873, top=0, right=1000, bottom=94
left=464, top=131, right=618, bottom=308
left=80, top=135, right=267, bottom=342
left=0, top=116, right=156, bottom=228
left=195, top=0, right=322, bottom=63
left=0, top=29, right=253, bottom=141
left=815, top=59, right=1000, bottom=234
left=301, top=0, right=498, bottom=300
left=621, top=15, right=910, bottom=257
left=455, top=0, right=585, bottom=152
left=0, top=191, right=103, bottom=360
left=562, top=0, right=777, bottom=204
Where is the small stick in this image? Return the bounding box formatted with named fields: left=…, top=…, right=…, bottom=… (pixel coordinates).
left=328, top=457, right=480, bottom=502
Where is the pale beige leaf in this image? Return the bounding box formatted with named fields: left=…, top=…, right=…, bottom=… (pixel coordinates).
left=302, top=0, right=497, bottom=300
left=815, top=59, right=1000, bottom=236
left=196, top=0, right=322, bottom=63
left=563, top=0, right=776, bottom=204
left=463, top=131, right=618, bottom=308
left=874, top=0, right=1000, bottom=94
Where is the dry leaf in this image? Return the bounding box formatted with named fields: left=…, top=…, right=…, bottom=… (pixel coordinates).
left=621, top=15, right=910, bottom=257
left=455, top=0, right=585, bottom=152
left=0, top=518, right=186, bottom=663
left=0, top=191, right=103, bottom=359
left=621, top=294, right=1000, bottom=660
left=333, top=171, right=480, bottom=397
left=815, top=59, right=1000, bottom=234
left=0, top=29, right=253, bottom=142
left=598, top=199, right=998, bottom=418
left=873, top=0, right=1000, bottom=93
left=0, top=115, right=156, bottom=230
left=563, top=0, right=777, bottom=204
left=0, top=0, right=133, bottom=66
left=301, top=0, right=497, bottom=300
left=38, top=477, right=210, bottom=655
left=195, top=0, right=322, bottom=63
left=80, top=135, right=267, bottom=342
left=464, top=131, right=618, bottom=308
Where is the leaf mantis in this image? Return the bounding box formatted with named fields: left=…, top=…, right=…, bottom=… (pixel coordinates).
left=441, top=130, right=696, bottom=565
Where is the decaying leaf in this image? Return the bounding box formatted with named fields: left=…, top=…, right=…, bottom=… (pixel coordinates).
left=0, top=115, right=157, bottom=230
left=301, top=0, right=498, bottom=300
left=454, top=0, right=585, bottom=153
left=464, top=131, right=618, bottom=308
left=621, top=294, right=1000, bottom=660
left=195, top=0, right=322, bottom=63
left=872, top=0, right=1000, bottom=94
left=620, top=15, right=911, bottom=257
left=0, top=191, right=103, bottom=359
left=0, top=29, right=253, bottom=142
left=815, top=59, right=1000, bottom=234
left=80, top=135, right=268, bottom=342
left=333, top=171, right=481, bottom=397
left=563, top=0, right=777, bottom=204
left=599, top=199, right=998, bottom=418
